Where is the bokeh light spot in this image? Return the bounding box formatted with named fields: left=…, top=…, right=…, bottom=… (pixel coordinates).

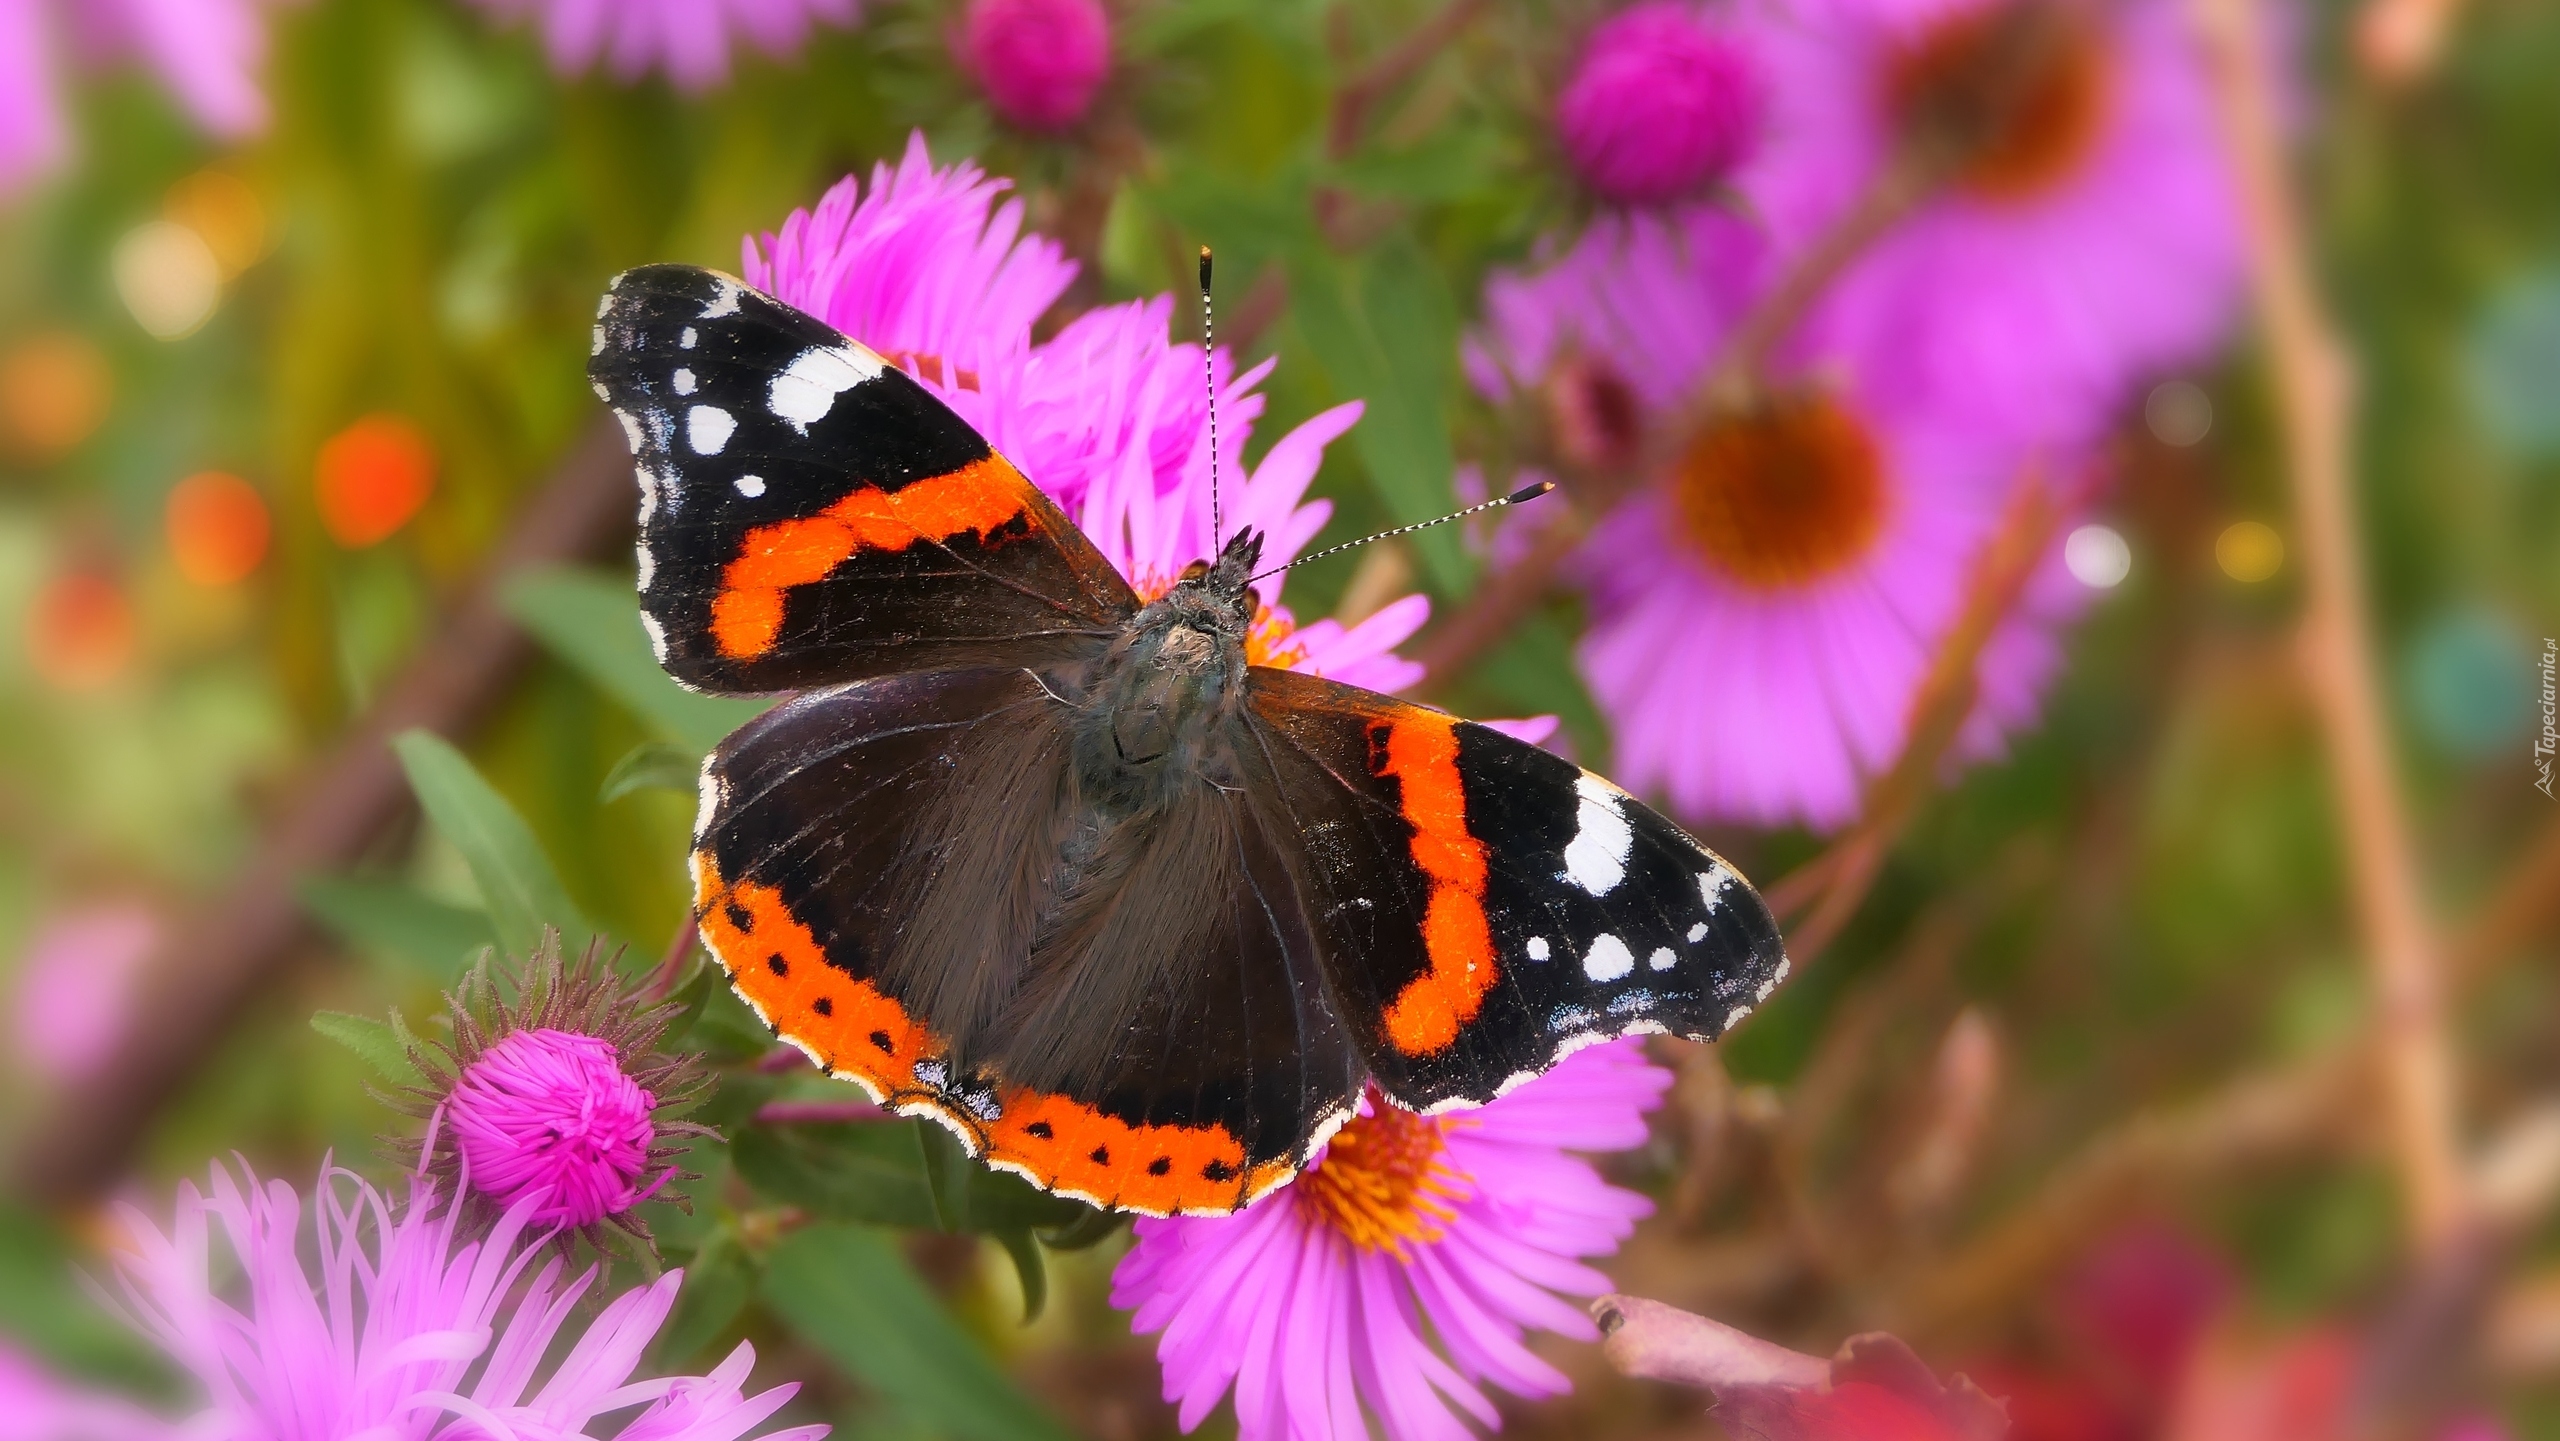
left=0, top=332, right=111, bottom=457
left=2465, top=268, right=2560, bottom=459
left=2400, top=607, right=2533, bottom=759
left=167, top=471, right=271, bottom=586
left=2215, top=520, right=2283, bottom=583
left=2063, top=523, right=2132, bottom=588
left=316, top=415, right=437, bottom=547
left=27, top=571, right=137, bottom=691
left=163, top=169, right=269, bottom=280
left=113, top=221, right=223, bottom=340
left=2146, top=380, right=2213, bottom=447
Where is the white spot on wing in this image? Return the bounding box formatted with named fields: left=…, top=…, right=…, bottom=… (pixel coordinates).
left=1525, top=936, right=1550, bottom=962
left=1649, top=946, right=1676, bottom=971
left=1687, top=922, right=1708, bottom=942
left=1699, top=861, right=1737, bottom=914
left=596, top=292, right=614, bottom=319
left=694, top=756, right=722, bottom=839
left=1724, top=1004, right=1754, bottom=1030
left=1561, top=775, right=1635, bottom=896
left=591, top=324, right=606, bottom=356
left=699, top=277, right=743, bottom=318
left=673, top=368, right=695, bottom=395
left=680, top=326, right=697, bottom=349
left=1773, top=958, right=1791, bottom=986
left=635, top=544, right=655, bottom=592
left=687, top=405, right=735, bottom=455
left=769, top=345, right=883, bottom=431
left=1583, top=933, right=1634, bottom=982
left=734, top=474, right=766, bottom=498
left=635, top=466, right=660, bottom=524
left=615, top=410, right=645, bottom=451
left=640, top=610, right=670, bottom=664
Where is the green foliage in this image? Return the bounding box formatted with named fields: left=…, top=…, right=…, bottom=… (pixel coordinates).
left=308, top=1008, right=426, bottom=1084
left=391, top=728, right=604, bottom=957
left=298, top=874, right=499, bottom=981
left=504, top=568, right=765, bottom=754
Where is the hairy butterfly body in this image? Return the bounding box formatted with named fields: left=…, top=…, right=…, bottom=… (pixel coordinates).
left=591, top=263, right=1790, bottom=1214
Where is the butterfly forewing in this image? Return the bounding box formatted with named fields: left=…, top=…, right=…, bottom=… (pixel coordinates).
left=589, top=264, right=1137, bottom=694
left=1243, top=668, right=1789, bottom=1112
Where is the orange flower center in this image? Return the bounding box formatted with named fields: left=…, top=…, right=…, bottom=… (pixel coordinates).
left=1674, top=392, right=1890, bottom=591
left=1131, top=567, right=1308, bottom=670
left=1883, top=1, right=2112, bottom=202
left=1298, top=1100, right=1466, bottom=1258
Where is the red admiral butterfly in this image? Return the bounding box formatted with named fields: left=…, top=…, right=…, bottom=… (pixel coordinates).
left=588, top=261, right=1790, bottom=1215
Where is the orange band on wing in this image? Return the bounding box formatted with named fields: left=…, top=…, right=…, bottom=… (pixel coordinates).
left=692, top=850, right=1298, bottom=1213
left=710, top=456, right=1032, bottom=660
left=1371, top=715, right=1496, bottom=1056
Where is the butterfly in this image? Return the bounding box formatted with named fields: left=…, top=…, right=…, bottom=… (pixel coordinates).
left=588, top=262, right=1790, bottom=1215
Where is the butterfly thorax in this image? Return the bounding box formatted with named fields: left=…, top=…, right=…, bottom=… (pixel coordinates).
left=1068, top=529, right=1264, bottom=817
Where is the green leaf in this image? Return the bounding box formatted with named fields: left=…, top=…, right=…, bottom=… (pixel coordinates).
left=600, top=739, right=701, bottom=804
left=764, top=1224, right=1075, bottom=1441
left=732, top=1119, right=943, bottom=1230
left=298, top=874, right=499, bottom=981
left=993, top=1227, right=1048, bottom=1325
left=391, top=730, right=599, bottom=958
left=1037, top=1203, right=1130, bottom=1252
left=504, top=567, right=765, bottom=753
left=652, top=1225, right=759, bottom=1367
left=310, top=1010, right=424, bottom=1084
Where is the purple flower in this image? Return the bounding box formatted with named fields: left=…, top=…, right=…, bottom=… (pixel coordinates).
left=1469, top=207, right=2083, bottom=830
left=956, top=0, right=1111, bottom=133
left=1114, top=1039, right=1670, bottom=1441
left=103, top=1159, right=827, bottom=1441
left=467, top=0, right=860, bottom=93
left=745, top=132, right=1077, bottom=378
left=0, top=0, right=273, bottom=196
left=1734, top=0, right=2243, bottom=446
left=0, top=1339, right=170, bottom=1441
left=1555, top=2, right=1763, bottom=206
left=9, top=903, right=159, bottom=1083
left=398, top=936, right=709, bottom=1243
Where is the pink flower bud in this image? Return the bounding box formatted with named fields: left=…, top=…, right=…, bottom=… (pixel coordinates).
left=1555, top=2, right=1762, bottom=205
left=958, top=0, right=1111, bottom=133
left=446, top=1028, right=659, bottom=1229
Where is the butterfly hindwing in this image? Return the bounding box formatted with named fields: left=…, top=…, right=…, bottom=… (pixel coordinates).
left=696, top=666, right=1360, bottom=1214
left=589, top=264, right=1138, bottom=695
left=1244, top=668, right=1790, bottom=1112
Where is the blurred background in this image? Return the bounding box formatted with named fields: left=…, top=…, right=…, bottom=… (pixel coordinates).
left=0, top=0, right=2555, bottom=1436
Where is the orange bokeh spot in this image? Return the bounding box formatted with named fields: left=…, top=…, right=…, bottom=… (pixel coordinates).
left=166, top=471, right=271, bottom=586
left=0, top=332, right=112, bottom=458
left=315, top=414, right=435, bottom=547
left=28, top=571, right=136, bottom=691
left=163, top=169, right=267, bottom=279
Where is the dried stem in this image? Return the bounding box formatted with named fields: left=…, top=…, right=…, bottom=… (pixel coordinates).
left=2191, top=0, right=2466, bottom=1253
left=8, top=420, right=638, bottom=1202
left=1591, top=1294, right=1831, bottom=1392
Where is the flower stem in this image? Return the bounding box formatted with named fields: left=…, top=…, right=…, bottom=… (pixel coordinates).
left=2191, top=0, right=2467, bottom=1254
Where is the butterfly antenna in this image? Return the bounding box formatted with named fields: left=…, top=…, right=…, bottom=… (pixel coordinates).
left=1247, top=480, right=1557, bottom=585
left=1200, top=246, right=1222, bottom=553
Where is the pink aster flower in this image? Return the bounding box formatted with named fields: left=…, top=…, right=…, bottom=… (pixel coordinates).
left=745, top=131, right=1077, bottom=381
left=102, top=1159, right=827, bottom=1441
left=468, top=0, right=860, bottom=93
left=396, top=935, right=709, bottom=1245
left=1734, top=0, right=2244, bottom=446
left=9, top=902, right=160, bottom=1083
left=955, top=0, right=1111, bottom=133
left=1555, top=2, right=1764, bottom=206
left=0, top=1339, right=170, bottom=1441
left=1114, top=1038, right=1669, bottom=1441
left=1470, top=206, right=2083, bottom=829
left=0, top=0, right=274, bottom=196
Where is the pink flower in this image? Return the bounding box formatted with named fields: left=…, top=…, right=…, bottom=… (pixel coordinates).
left=955, top=0, right=1111, bottom=132
left=1734, top=0, right=2243, bottom=447
left=1469, top=206, right=2083, bottom=830
left=745, top=131, right=1077, bottom=378
left=399, top=936, right=709, bottom=1245
left=1113, top=1039, right=1669, bottom=1441
left=103, top=1159, right=827, bottom=1441
left=744, top=141, right=1435, bottom=699
left=467, top=0, right=860, bottom=92
left=0, top=1340, right=171, bottom=1441
left=1555, top=2, right=1763, bottom=205
left=0, top=0, right=274, bottom=196
left=9, top=902, right=159, bottom=1083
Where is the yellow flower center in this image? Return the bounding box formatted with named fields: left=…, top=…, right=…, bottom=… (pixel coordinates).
left=1883, top=1, right=2112, bottom=202
left=1673, top=392, right=1890, bottom=591
left=1298, top=1101, right=1467, bottom=1258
